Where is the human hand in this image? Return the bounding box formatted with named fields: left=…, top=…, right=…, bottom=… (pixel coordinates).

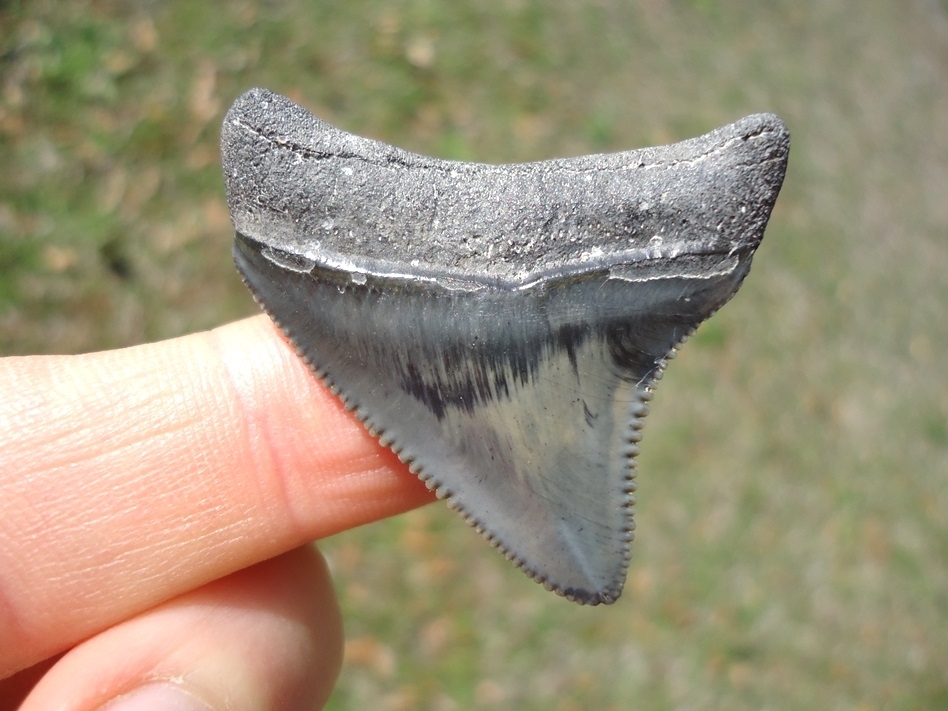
left=0, top=316, right=434, bottom=710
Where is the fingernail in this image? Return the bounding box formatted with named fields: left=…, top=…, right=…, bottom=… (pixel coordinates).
left=100, top=683, right=214, bottom=711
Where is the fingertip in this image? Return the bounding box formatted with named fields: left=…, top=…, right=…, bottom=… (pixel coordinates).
left=208, top=316, right=435, bottom=538
left=1, top=316, right=430, bottom=675
left=19, top=547, right=343, bottom=711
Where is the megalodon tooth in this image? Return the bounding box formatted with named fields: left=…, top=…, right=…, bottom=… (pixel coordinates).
left=222, top=88, right=789, bottom=605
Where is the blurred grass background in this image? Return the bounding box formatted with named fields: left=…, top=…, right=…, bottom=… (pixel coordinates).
left=2, top=0, right=947, bottom=708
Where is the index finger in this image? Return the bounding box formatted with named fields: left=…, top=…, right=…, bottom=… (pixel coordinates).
left=0, top=315, right=433, bottom=677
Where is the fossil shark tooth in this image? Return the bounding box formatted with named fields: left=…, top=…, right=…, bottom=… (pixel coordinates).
left=222, top=88, right=789, bottom=605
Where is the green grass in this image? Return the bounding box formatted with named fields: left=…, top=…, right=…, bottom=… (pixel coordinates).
left=3, top=0, right=947, bottom=708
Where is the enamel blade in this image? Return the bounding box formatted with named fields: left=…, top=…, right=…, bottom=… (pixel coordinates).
left=222, top=88, right=789, bottom=604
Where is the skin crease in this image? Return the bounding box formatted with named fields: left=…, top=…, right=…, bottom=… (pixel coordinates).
left=0, top=315, right=434, bottom=709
